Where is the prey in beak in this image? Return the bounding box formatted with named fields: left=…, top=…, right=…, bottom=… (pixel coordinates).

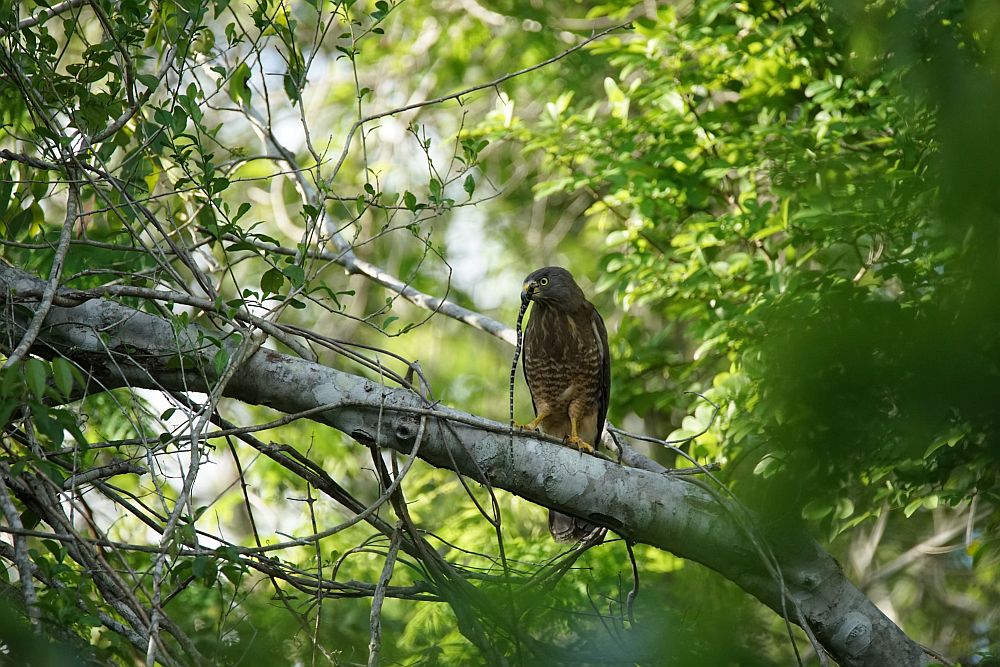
left=521, top=280, right=538, bottom=306
left=521, top=281, right=537, bottom=306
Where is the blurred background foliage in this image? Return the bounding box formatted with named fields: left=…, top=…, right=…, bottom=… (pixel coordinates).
left=1, top=0, right=998, bottom=663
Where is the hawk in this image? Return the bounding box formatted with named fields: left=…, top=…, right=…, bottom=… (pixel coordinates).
left=520, top=266, right=611, bottom=542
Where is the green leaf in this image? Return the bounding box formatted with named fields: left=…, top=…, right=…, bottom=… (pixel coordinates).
left=463, top=174, right=475, bottom=197
left=232, top=202, right=252, bottom=222
left=4, top=207, right=34, bottom=240
left=801, top=499, right=832, bottom=521
left=282, top=264, right=305, bottom=287
left=924, top=431, right=964, bottom=458
left=0, top=162, right=14, bottom=218
left=78, top=615, right=102, bottom=628
left=228, top=62, right=252, bottom=106
left=603, top=77, right=630, bottom=121
left=903, top=498, right=923, bottom=518
left=213, top=348, right=229, bottom=377
left=214, top=0, right=232, bottom=18
left=302, top=203, right=319, bottom=221
left=30, top=404, right=65, bottom=448
left=24, top=359, right=47, bottom=399
left=283, top=73, right=301, bottom=105
left=51, top=357, right=75, bottom=398
left=222, top=564, right=242, bottom=585
left=834, top=498, right=854, bottom=520
left=0, top=401, right=17, bottom=431
left=260, top=267, right=283, bottom=294
left=752, top=455, right=781, bottom=478
left=41, top=539, right=64, bottom=562
left=172, top=559, right=193, bottom=583
left=20, top=509, right=41, bottom=530
left=137, top=73, right=161, bottom=90
left=192, top=556, right=218, bottom=587
left=215, top=545, right=240, bottom=563
left=226, top=241, right=260, bottom=253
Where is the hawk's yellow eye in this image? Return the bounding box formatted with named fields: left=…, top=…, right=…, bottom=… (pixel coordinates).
left=539, top=277, right=549, bottom=286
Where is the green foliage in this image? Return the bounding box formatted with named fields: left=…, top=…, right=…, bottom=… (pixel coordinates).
left=0, top=361, right=87, bottom=451
left=0, top=597, right=99, bottom=666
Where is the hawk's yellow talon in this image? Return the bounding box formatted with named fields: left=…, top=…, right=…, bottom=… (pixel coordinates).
left=564, top=416, right=596, bottom=454
left=564, top=434, right=595, bottom=454
left=517, top=411, right=548, bottom=432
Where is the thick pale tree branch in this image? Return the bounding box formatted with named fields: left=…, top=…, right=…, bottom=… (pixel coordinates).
left=0, top=263, right=930, bottom=667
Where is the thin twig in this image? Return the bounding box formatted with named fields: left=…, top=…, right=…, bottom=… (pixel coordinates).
left=368, top=521, right=403, bottom=667
left=624, top=541, right=638, bottom=625
left=0, top=468, right=40, bottom=627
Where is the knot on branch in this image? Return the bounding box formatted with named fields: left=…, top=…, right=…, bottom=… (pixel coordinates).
left=393, top=414, right=420, bottom=442
left=831, top=611, right=873, bottom=658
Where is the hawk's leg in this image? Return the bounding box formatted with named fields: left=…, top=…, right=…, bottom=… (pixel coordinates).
left=517, top=409, right=549, bottom=432
left=565, top=417, right=595, bottom=454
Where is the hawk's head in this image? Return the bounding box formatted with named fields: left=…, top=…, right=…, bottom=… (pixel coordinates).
left=521, top=266, right=587, bottom=311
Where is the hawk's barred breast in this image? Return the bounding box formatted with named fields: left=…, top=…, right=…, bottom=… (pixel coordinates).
left=524, top=306, right=604, bottom=433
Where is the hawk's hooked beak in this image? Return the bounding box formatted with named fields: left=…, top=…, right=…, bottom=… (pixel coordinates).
left=521, top=281, right=537, bottom=305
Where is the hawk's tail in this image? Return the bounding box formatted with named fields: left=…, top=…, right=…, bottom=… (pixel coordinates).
left=548, top=510, right=605, bottom=543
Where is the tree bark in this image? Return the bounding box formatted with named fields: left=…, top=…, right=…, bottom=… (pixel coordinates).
left=0, top=264, right=929, bottom=667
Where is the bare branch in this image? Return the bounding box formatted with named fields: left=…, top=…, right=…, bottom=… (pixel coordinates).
left=220, top=230, right=519, bottom=344
left=334, top=245, right=518, bottom=345
left=0, top=0, right=87, bottom=38
left=62, top=460, right=147, bottom=490
left=861, top=509, right=992, bottom=587
left=368, top=522, right=403, bottom=667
